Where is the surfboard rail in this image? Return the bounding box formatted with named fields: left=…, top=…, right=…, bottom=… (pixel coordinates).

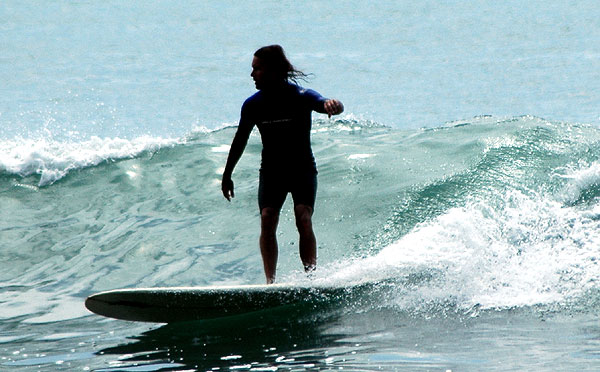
left=85, top=284, right=349, bottom=323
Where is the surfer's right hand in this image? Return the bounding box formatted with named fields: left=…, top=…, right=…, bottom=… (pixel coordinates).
left=222, top=177, right=235, bottom=201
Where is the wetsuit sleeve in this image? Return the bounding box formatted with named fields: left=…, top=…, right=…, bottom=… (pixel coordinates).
left=303, top=88, right=328, bottom=113
left=223, top=101, right=255, bottom=179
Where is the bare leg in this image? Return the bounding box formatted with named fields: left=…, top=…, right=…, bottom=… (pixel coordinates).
left=260, top=207, right=279, bottom=284
left=294, top=204, right=317, bottom=272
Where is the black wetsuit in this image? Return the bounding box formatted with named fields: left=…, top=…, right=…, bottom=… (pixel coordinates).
left=234, top=82, right=326, bottom=211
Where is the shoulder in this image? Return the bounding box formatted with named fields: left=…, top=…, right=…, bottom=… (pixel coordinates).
left=243, top=91, right=262, bottom=105
left=291, top=84, right=325, bottom=102
left=241, top=91, right=263, bottom=112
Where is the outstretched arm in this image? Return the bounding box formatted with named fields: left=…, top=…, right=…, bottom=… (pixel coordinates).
left=304, top=89, right=343, bottom=118
left=222, top=118, right=253, bottom=201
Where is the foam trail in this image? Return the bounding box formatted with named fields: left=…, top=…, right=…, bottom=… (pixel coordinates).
left=315, top=189, right=600, bottom=312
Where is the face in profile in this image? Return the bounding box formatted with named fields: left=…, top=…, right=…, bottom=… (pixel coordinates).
left=251, top=56, right=273, bottom=90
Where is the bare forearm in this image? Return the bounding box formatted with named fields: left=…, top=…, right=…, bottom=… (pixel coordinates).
left=221, top=129, right=250, bottom=201
left=223, top=130, right=250, bottom=179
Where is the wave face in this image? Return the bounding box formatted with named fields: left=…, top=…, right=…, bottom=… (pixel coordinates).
left=1, top=115, right=600, bottom=323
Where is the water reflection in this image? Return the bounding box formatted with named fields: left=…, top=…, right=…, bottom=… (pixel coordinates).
left=97, top=304, right=361, bottom=371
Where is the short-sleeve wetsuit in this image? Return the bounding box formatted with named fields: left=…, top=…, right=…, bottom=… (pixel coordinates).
left=233, top=82, right=327, bottom=211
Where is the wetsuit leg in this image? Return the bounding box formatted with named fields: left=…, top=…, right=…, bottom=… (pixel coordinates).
left=258, top=170, right=288, bottom=212
left=290, top=172, right=318, bottom=210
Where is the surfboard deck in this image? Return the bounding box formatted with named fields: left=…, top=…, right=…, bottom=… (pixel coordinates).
left=85, top=284, right=350, bottom=323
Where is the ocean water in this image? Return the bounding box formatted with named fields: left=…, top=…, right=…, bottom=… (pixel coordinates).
left=2, top=1, right=600, bottom=371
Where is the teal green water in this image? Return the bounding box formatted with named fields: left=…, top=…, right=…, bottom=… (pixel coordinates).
left=2, top=117, right=600, bottom=370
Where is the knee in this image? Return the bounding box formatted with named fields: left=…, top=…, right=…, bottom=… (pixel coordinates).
left=261, top=208, right=279, bottom=230
left=294, top=205, right=313, bottom=230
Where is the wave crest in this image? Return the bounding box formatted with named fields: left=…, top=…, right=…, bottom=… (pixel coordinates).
left=0, top=135, right=180, bottom=186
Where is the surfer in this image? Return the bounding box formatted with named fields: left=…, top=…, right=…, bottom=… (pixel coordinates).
left=221, top=45, right=344, bottom=284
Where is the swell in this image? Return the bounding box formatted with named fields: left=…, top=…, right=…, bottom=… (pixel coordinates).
left=2, top=116, right=600, bottom=322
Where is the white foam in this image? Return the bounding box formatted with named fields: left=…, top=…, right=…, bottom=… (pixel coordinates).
left=348, top=153, right=375, bottom=160
left=211, top=144, right=231, bottom=153
left=316, top=189, right=600, bottom=311
left=558, top=161, right=600, bottom=204
left=0, top=135, right=180, bottom=186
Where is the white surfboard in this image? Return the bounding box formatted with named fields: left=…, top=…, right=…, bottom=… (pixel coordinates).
left=85, top=283, right=353, bottom=323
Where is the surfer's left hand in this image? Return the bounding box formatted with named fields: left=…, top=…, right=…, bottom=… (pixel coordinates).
left=324, top=99, right=344, bottom=118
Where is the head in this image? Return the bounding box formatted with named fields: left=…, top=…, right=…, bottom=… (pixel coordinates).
left=251, top=45, right=306, bottom=90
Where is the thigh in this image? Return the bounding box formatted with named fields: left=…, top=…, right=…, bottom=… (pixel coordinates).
left=290, top=172, right=318, bottom=210
left=258, top=171, right=288, bottom=212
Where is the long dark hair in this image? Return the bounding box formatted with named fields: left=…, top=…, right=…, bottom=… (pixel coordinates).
left=254, top=45, right=310, bottom=84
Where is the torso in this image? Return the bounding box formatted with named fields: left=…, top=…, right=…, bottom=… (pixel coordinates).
left=241, top=83, right=325, bottom=173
